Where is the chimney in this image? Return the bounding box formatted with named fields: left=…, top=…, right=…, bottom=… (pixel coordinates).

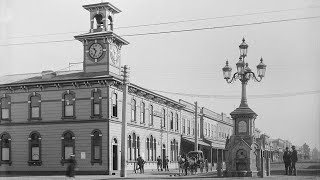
left=41, top=70, right=56, bottom=79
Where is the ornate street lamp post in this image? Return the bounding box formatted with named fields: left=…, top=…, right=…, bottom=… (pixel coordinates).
left=222, top=38, right=266, bottom=108
left=222, top=38, right=267, bottom=177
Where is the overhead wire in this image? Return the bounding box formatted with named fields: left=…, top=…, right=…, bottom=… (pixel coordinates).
left=6, top=4, right=320, bottom=39
left=1, top=15, right=320, bottom=47
left=147, top=89, right=320, bottom=99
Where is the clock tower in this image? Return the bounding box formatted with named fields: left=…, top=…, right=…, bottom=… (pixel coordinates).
left=74, top=2, right=129, bottom=77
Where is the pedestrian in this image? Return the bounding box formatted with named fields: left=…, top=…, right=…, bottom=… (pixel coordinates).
left=184, top=157, right=189, bottom=176
left=291, top=145, right=298, bottom=176
left=204, top=159, right=208, bottom=173
left=156, top=156, right=162, bottom=171
left=199, top=160, right=204, bottom=173
left=178, top=155, right=185, bottom=175
left=137, top=155, right=145, bottom=174
left=66, top=154, right=76, bottom=179
left=164, top=156, right=169, bottom=171
left=283, top=147, right=291, bottom=175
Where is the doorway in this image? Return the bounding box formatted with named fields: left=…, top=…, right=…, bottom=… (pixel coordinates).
left=162, top=144, right=166, bottom=169
left=112, top=138, right=118, bottom=170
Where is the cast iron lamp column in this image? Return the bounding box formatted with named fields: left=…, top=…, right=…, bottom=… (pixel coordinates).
left=222, top=38, right=267, bottom=106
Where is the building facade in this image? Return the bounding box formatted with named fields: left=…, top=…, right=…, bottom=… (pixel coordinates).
left=0, top=2, right=233, bottom=175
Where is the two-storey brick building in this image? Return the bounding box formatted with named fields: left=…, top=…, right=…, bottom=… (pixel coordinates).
left=0, top=2, right=233, bottom=175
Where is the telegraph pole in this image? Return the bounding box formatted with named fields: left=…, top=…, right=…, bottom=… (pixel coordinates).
left=120, top=65, right=129, bottom=177
left=194, top=101, right=198, bottom=151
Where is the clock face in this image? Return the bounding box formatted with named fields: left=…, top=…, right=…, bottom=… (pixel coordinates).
left=89, top=43, right=104, bottom=59
left=110, top=44, right=119, bottom=64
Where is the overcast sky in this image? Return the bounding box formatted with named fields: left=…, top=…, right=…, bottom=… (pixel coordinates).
left=0, top=0, right=319, bottom=150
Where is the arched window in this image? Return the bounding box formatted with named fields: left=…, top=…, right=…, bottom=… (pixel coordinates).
left=170, top=141, right=174, bottom=161
left=107, top=15, right=113, bottom=31
left=162, top=109, right=166, bottom=128
left=208, top=123, right=211, bottom=137
left=112, top=93, right=118, bottom=117
left=0, top=95, right=11, bottom=121
left=94, top=14, right=103, bottom=29
left=150, top=135, right=153, bottom=161
left=61, top=131, right=75, bottom=165
left=0, top=132, right=11, bottom=165
left=170, top=112, right=174, bottom=130
left=133, top=133, right=137, bottom=160
left=154, top=139, right=157, bottom=160
left=28, top=93, right=41, bottom=120
left=91, top=130, right=102, bottom=165
left=146, top=138, right=150, bottom=161
left=62, top=91, right=75, bottom=119
left=149, top=105, right=154, bottom=126
left=176, top=113, right=179, bottom=131
left=28, top=131, right=42, bottom=166
left=128, top=135, right=132, bottom=160
left=131, top=99, right=136, bottom=122
left=175, top=141, right=179, bottom=161
left=137, top=136, right=140, bottom=158
left=141, top=102, right=145, bottom=124
left=91, top=89, right=102, bottom=118
left=187, top=120, right=190, bottom=135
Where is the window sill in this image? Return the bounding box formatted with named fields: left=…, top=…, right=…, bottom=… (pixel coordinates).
left=90, top=115, right=103, bottom=119
left=140, top=122, right=146, bottom=125
left=91, top=160, right=102, bottom=165
left=0, top=119, right=11, bottom=122
left=28, top=160, right=42, bottom=166
left=111, top=116, right=118, bottom=119
left=28, top=118, right=42, bottom=121
left=61, top=116, right=76, bottom=120
left=0, top=160, right=12, bottom=166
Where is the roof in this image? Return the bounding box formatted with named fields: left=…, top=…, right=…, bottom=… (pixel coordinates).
left=0, top=70, right=112, bottom=86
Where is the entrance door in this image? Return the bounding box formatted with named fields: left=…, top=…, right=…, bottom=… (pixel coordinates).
left=112, top=138, right=118, bottom=171
left=162, top=144, right=166, bottom=169
left=113, top=145, right=118, bottom=170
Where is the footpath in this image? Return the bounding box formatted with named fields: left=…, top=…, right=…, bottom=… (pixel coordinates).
left=1, top=169, right=319, bottom=180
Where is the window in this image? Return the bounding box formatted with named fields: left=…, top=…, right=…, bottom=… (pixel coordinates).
left=182, top=119, right=185, bottom=134
left=112, top=93, right=118, bottom=117
left=91, top=130, right=102, bottom=164
left=140, top=102, right=145, bottom=124
left=61, top=131, right=75, bottom=165
left=62, top=91, right=75, bottom=119
left=146, top=135, right=156, bottom=161
left=131, top=99, right=136, bottom=122
left=208, top=123, right=211, bottom=137
left=176, top=113, right=179, bottom=131
left=162, top=109, right=166, bottom=128
left=0, top=132, right=11, bottom=165
left=28, top=131, right=42, bottom=166
left=149, top=105, right=153, bottom=126
left=192, top=121, right=194, bottom=135
left=211, top=124, right=214, bottom=138
left=146, top=138, right=150, bottom=161
left=91, top=89, right=102, bottom=118
left=170, top=112, right=174, bottom=130
left=28, top=93, right=41, bottom=120
left=170, top=139, right=178, bottom=161
left=187, top=120, right=190, bottom=135
left=131, top=133, right=139, bottom=161
left=128, top=135, right=132, bottom=160
left=0, top=95, right=11, bottom=121
left=205, top=122, right=207, bottom=136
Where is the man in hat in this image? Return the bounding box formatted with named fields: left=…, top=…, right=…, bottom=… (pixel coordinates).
left=291, top=145, right=298, bottom=176
left=66, top=154, right=77, bottom=178
left=283, top=147, right=291, bottom=175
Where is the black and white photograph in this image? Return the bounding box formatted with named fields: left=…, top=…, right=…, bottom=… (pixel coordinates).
left=0, top=0, right=319, bottom=179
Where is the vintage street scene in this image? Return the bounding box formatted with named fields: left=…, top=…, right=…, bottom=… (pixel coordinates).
left=0, top=0, right=319, bottom=179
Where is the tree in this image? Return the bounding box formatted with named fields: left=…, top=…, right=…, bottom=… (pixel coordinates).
left=311, top=148, right=319, bottom=160
left=301, top=143, right=311, bottom=160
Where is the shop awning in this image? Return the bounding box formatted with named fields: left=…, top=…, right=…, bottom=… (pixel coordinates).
left=181, top=136, right=211, bottom=147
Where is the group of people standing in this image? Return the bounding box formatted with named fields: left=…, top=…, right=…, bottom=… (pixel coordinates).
left=283, top=145, right=298, bottom=176
left=156, top=156, right=170, bottom=171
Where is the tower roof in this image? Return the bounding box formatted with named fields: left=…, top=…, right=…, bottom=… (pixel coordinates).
left=83, top=2, right=121, bottom=14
